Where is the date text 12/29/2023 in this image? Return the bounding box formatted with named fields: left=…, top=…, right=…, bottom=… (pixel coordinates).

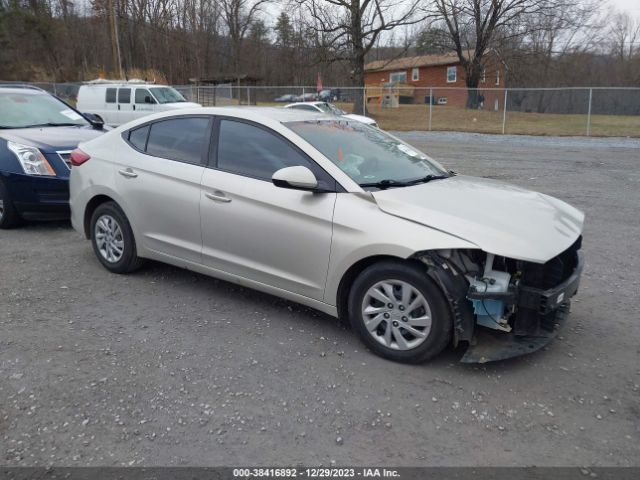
left=232, top=468, right=400, bottom=478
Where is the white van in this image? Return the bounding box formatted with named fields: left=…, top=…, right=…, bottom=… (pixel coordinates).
left=76, top=82, right=201, bottom=127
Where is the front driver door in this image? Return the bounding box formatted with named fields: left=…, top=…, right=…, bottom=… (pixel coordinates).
left=200, top=118, right=337, bottom=301
left=134, top=88, right=156, bottom=118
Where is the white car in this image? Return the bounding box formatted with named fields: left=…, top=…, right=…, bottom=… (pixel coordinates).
left=76, top=82, right=201, bottom=127
left=285, top=101, right=378, bottom=127
left=69, top=107, right=584, bottom=364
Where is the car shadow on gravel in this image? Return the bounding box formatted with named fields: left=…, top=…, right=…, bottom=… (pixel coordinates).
left=137, top=258, right=350, bottom=332
left=19, top=219, right=73, bottom=231
left=117, top=259, right=549, bottom=372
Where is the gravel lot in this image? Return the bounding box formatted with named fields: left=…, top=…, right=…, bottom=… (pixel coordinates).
left=1, top=132, right=639, bottom=467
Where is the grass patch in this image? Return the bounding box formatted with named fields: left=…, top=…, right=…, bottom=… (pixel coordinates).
left=205, top=98, right=639, bottom=137
left=365, top=104, right=640, bottom=137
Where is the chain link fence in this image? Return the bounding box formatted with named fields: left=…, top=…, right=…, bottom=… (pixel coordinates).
left=3, top=81, right=639, bottom=137
left=174, top=85, right=640, bottom=137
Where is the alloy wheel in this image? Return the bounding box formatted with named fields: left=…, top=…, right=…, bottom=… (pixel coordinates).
left=94, top=214, right=125, bottom=263
left=361, top=279, right=432, bottom=350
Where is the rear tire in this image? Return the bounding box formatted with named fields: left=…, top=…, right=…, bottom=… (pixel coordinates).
left=0, top=179, right=21, bottom=229
left=90, top=201, right=143, bottom=273
left=348, top=259, right=452, bottom=364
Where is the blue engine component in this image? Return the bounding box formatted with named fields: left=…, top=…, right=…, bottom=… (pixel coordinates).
left=470, top=298, right=506, bottom=329
left=466, top=254, right=512, bottom=332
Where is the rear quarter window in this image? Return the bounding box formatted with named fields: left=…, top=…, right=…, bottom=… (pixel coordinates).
left=128, top=125, right=150, bottom=151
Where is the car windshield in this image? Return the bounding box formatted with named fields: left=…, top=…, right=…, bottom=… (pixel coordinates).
left=315, top=103, right=345, bottom=115
left=150, top=87, right=186, bottom=104
left=286, top=119, right=448, bottom=187
left=0, top=91, right=89, bottom=129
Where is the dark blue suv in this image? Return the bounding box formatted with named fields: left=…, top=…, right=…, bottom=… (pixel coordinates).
left=0, top=85, right=106, bottom=228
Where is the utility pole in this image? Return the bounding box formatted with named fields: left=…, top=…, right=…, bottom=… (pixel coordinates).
left=107, top=0, right=124, bottom=79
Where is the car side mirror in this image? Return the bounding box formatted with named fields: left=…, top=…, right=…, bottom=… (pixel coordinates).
left=144, top=96, right=154, bottom=104
left=83, top=112, right=105, bottom=130
left=272, top=166, right=318, bottom=191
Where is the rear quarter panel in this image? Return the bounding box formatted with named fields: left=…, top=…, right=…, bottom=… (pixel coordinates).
left=69, top=136, right=143, bottom=250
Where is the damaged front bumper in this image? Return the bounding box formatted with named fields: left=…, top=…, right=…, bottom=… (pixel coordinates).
left=417, top=241, right=584, bottom=364
left=461, top=250, right=584, bottom=363
left=460, top=302, right=571, bottom=363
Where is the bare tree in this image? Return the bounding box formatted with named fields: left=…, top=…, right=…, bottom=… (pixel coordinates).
left=425, top=0, right=581, bottom=106
left=294, top=0, right=424, bottom=113
left=220, top=0, right=270, bottom=77
left=608, top=11, right=639, bottom=62
left=501, top=1, right=603, bottom=88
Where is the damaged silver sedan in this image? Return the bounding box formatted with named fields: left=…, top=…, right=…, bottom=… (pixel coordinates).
left=70, top=108, right=584, bottom=364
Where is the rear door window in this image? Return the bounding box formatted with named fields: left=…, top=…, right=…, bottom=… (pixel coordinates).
left=145, top=117, right=210, bottom=164
left=118, top=88, right=131, bottom=104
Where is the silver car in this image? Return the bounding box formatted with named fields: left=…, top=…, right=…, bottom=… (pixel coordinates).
left=69, top=107, right=584, bottom=363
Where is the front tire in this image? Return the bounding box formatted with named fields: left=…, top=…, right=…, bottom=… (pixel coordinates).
left=348, top=260, right=452, bottom=363
left=90, top=202, right=143, bottom=273
left=0, top=179, right=22, bottom=229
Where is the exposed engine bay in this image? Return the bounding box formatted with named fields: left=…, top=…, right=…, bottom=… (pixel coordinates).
left=415, top=236, right=584, bottom=363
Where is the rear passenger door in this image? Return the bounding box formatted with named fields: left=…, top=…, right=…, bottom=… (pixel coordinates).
left=116, top=116, right=212, bottom=263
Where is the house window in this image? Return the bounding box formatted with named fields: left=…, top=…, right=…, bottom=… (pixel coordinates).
left=496, top=70, right=500, bottom=86
left=447, top=66, right=457, bottom=83
left=480, top=67, right=486, bottom=83
left=389, top=71, right=407, bottom=84
left=412, top=68, right=419, bottom=81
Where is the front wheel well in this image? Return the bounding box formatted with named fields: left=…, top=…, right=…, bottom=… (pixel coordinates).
left=83, top=194, right=116, bottom=239
left=336, top=255, right=426, bottom=321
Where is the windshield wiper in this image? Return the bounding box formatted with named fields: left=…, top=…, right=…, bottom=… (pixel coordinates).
left=359, top=174, right=449, bottom=190
left=405, top=174, right=450, bottom=185
left=22, top=122, right=82, bottom=128
left=358, top=179, right=409, bottom=190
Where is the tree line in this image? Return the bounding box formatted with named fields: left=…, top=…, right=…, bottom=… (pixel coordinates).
left=0, top=0, right=638, bottom=93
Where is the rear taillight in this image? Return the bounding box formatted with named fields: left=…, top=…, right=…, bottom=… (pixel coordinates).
left=70, top=148, right=90, bottom=167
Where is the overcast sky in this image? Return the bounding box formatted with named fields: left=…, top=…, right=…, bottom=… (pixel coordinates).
left=607, top=0, right=640, bottom=14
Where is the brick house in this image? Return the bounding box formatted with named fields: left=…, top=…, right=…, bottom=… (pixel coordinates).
left=364, top=52, right=506, bottom=110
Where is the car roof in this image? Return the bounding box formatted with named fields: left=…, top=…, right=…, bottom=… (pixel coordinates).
left=80, top=83, right=167, bottom=88
left=0, top=86, right=48, bottom=95
left=112, top=106, right=343, bottom=133
left=199, top=106, right=334, bottom=123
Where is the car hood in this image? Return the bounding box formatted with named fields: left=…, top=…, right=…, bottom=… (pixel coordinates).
left=343, top=113, right=376, bottom=125
left=0, top=126, right=105, bottom=153
left=371, top=175, right=584, bottom=263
